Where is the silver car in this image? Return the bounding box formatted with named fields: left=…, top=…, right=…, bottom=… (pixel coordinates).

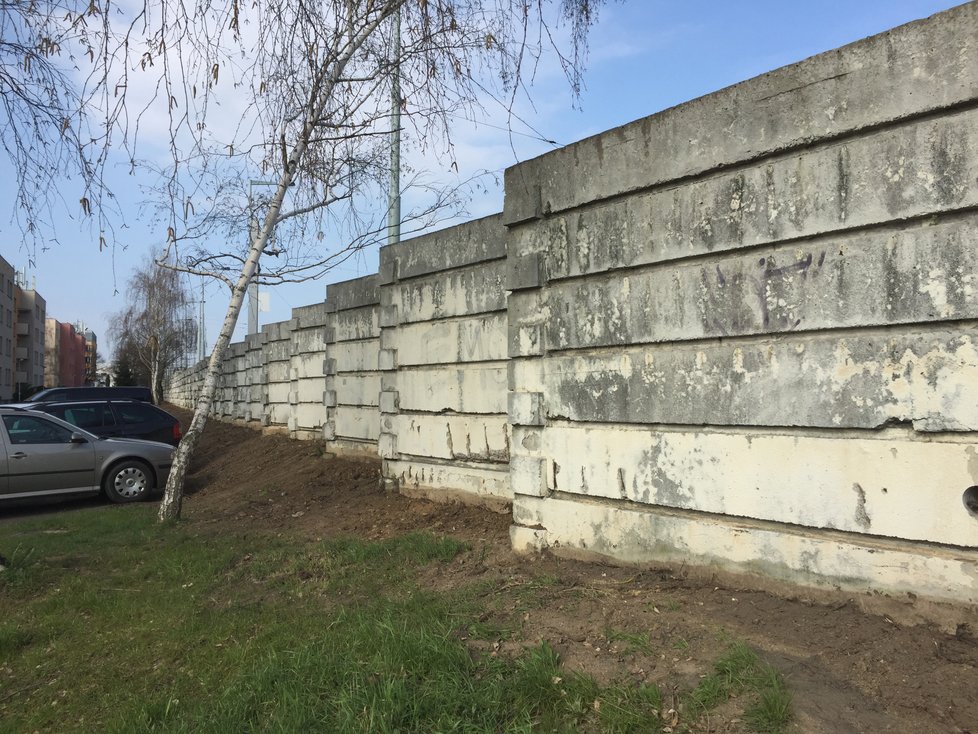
left=0, top=407, right=174, bottom=503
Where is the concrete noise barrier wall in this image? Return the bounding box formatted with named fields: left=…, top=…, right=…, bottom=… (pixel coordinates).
left=504, top=2, right=978, bottom=606
left=168, top=3, right=978, bottom=609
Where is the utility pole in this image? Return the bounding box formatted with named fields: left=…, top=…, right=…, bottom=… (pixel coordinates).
left=387, top=7, right=401, bottom=248
left=247, top=179, right=277, bottom=335
left=197, top=279, right=206, bottom=362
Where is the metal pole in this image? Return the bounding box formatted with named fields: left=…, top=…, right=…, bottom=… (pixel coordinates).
left=197, top=279, right=206, bottom=362
left=247, top=180, right=277, bottom=335
left=387, top=7, right=401, bottom=247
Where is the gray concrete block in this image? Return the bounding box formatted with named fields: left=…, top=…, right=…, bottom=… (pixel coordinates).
left=379, top=348, right=397, bottom=371
left=508, top=392, right=545, bottom=426
left=379, top=390, right=399, bottom=414
left=510, top=456, right=548, bottom=498
left=543, top=216, right=978, bottom=351
left=504, top=2, right=978, bottom=224
left=379, top=214, right=506, bottom=279
left=379, top=305, right=399, bottom=328
left=325, top=274, right=380, bottom=312
left=545, top=327, right=978, bottom=431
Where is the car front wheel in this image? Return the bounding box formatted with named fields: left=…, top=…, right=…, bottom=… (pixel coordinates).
left=103, top=460, right=154, bottom=503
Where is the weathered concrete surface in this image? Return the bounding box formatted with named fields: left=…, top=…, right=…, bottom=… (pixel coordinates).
left=389, top=315, right=507, bottom=366
left=539, top=217, right=978, bottom=350
left=536, top=423, right=978, bottom=547
left=379, top=214, right=505, bottom=282
left=386, top=459, right=512, bottom=503
left=334, top=406, right=380, bottom=442
left=394, top=364, right=508, bottom=414
left=325, top=275, right=380, bottom=312
left=504, top=2, right=978, bottom=224
left=386, top=413, right=510, bottom=463
left=502, top=2, right=978, bottom=609
left=384, top=259, right=507, bottom=324
left=511, top=496, right=978, bottom=606
left=544, top=328, right=978, bottom=431
left=513, top=112, right=978, bottom=281
left=333, top=306, right=380, bottom=342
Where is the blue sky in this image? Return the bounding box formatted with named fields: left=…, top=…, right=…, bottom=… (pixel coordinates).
left=0, top=0, right=964, bottom=360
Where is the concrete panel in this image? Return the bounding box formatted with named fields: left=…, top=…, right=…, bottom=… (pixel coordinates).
left=331, top=373, right=381, bottom=407
left=387, top=459, right=512, bottom=500
left=267, top=361, right=291, bottom=383
left=394, top=364, right=508, bottom=414
left=292, top=302, right=330, bottom=329
left=325, top=275, right=380, bottom=312
left=334, top=306, right=380, bottom=342
left=293, top=325, right=328, bottom=352
left=264, top=338, right=292, bottom=363
left=387, top=413, right=510, bottom=462
left=504, top=3, right=978, bottom=223
left=541, top=423, right=978, bottom=547
left=267, top=383, right=290, bottom=405
left=295, top=378, right=327, bottom=404
left=290, top=352, right=326, bottom=379
left=389, top=259, right=507, bottom=323
left=332, top=341, right=380, bottom=373
left=293, top=403, right=326, bottom=430
left=511, top=495, right=978, bottom=606
left=392, top=314, right=507, bottom=366
left=532, top=115, right=978, bottom=280
left=542, top=216, right=978, bottom=350
left=334, top=405, right=380, bottom=441
left=544, top=328, right=978, bottom=431
left=379, top=214, right=505, bottom=280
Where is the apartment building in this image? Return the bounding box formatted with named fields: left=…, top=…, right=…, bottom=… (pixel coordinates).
left=44, top=319, right=90, bottom=388
left=0, top=256, right=15, bottom=400
left=14, top=274, right=46, bottom=397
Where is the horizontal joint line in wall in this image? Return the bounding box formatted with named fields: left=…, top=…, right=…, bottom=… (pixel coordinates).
left=541, top=417, right=977, bottom=442
left=392, top=255, right=508, bottom=283
left=395, top=358, right=512, bottom=368
left=390, top=360, right=509, bottom=372
left=545, top=490, right=978, bottom=555
left=508, top=97, right=978, bottom=225
left=395, top=408, right=506, bottom=418
left=394, top=309, right=508, bottom=327
left=541, top=205, right=978, bottom=287
left=543, top=316, right=978, bottom=356
left=329, top=336, right=381, bottom=345
left=387, top=454, right=512, bottom=472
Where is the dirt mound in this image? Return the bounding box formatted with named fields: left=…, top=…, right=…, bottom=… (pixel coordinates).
left=174, top=406, right=978, bottom=733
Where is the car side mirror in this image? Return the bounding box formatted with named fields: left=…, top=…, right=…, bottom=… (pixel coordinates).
left=70, top=433, right=88, bottom=444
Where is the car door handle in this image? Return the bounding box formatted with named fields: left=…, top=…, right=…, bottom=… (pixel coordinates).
left=10, top=452, right=27, bottom=459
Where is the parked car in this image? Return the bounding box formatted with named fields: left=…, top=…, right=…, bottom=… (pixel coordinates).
left=29, top=400, right=183, bottom=446
left=24, top=386, right=154, bottom=404
left=0, top=407, right=174, bottom=503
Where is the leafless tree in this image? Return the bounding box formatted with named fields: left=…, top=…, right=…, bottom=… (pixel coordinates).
left=82, top=0, right=609, bottom=521
left=0, top=1, right=137, bottom=258
left=110, top=259, right=195, bottom=404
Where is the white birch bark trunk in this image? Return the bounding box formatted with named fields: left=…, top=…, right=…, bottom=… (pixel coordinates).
left=156, top=7, right=393, bottom=521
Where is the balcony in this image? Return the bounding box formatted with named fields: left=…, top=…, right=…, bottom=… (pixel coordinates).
left=15, top=346, right=27, bottom=359
left=15, top=322, right=29, bottom=335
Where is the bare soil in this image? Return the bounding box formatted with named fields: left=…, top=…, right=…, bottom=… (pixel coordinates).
left=175, top=407, right=978, bottom=733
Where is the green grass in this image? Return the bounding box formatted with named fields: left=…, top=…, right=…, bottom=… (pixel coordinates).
left=0, top=505, right=790, bottom=733
left=686, top=641, right=793, bottom=732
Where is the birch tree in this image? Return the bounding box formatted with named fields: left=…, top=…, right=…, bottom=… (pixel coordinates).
left=110, top=260, right=195, bottom=403
left=143, top=0, right=609, bottom=521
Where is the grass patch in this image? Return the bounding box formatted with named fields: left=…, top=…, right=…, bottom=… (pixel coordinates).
left=687, top=641, right=793, bottom=732
left=605, top=628, right=654, bottom=655
left=0, top=505, right=790, bottom=733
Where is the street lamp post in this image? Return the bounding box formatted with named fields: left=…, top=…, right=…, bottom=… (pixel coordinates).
left=247, top=179, right=278, bottom=335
